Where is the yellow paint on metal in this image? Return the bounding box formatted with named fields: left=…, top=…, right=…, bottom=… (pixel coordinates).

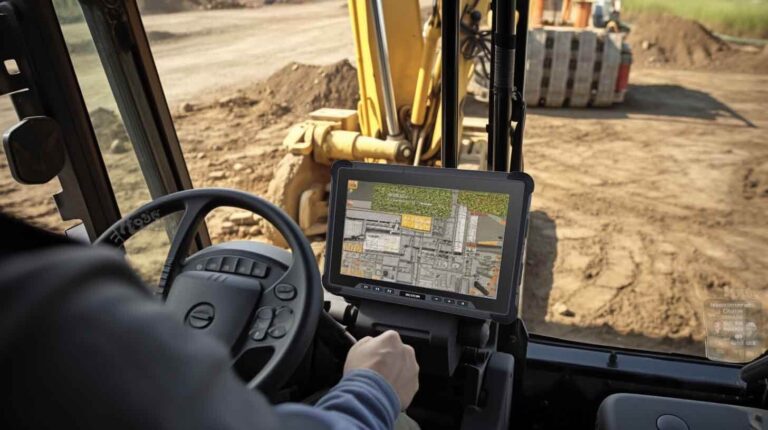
left=410, top=14, right=441, bottom=127
left=296, top=0, right=491, bottom=163
left=348, top=0, right=423, bottom=138
left=424, top=0, right=491, bottom=161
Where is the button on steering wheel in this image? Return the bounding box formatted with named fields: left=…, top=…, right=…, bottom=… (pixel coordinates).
left=96, top=188, right=323, bottom=392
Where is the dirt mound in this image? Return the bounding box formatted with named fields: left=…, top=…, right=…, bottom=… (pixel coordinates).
left=627, top=13, right=728, bottom=68
left=90, top=108, right=130, bottom=149
left=175, top=60, right=358, bottom=127
left=627, top=13, right=768, bottom=73
left=170, top=60, right=358, bottom=204
left=139, top=0, right=248, bottom=13
left=264, top=61, right=360, bottom=114
left=139, top=0, right=305, bottom=12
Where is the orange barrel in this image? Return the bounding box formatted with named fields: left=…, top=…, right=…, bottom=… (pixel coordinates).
left=573, top=1, right=592, bottom=28
left=615, top=46, right=632, bottom=97
left=530, top=0, right=545, bottom=27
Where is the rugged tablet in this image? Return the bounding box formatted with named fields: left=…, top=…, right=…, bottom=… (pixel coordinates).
left=323, top=161, right=533, bottom=322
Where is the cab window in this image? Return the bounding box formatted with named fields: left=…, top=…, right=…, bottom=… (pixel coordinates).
left=137, top=1, right=766, bottom=362
left=1, top=0, right=765, bottom=362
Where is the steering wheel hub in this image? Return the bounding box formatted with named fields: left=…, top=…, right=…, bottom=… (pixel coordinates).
left=187, top=303, right=215, bottom=329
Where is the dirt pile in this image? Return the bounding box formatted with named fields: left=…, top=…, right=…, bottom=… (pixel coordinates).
left=627, top=13, right=768, bottom=73
left=627, top=13, right=728, bottom=68
left=90, top=108, right=131, bottom=153
left=178, top=60, right=357, bottom=244
left=140, top=0, right=247, bottom=13
left=175, top=60, right=358, bottom=128
left=139, top=0, right=304, bottom=12
left=263, top=61, right=360, bottom=114
left=170, top=60, right=359, bottom=240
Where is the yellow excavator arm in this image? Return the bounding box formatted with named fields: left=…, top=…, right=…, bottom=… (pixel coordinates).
left=268, top=0, right=490, bottom=242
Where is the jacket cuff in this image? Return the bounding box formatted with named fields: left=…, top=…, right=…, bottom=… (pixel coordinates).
left=344, top=368, right=401, bottom=417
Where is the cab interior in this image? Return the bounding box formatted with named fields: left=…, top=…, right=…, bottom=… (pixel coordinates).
left=1, top=0, right=766, bottom=429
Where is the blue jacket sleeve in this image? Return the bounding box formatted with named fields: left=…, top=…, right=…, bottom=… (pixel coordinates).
left=275, top=369, right=401, bottom=430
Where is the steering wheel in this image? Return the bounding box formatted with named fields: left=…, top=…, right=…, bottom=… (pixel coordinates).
left=95, top=188, right=323, bottom=392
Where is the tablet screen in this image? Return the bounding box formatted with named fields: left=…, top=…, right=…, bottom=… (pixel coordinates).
left=341, top=180, right=508, bottom=299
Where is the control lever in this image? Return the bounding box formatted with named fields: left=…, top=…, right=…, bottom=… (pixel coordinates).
left=326, top=299, right=357, bottom=326
left=316, top=306, right=356, bottom=362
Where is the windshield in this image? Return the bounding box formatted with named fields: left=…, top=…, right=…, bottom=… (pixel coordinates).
left=139, top=0, right=768, bottom=364
left=0, top=0, right=765, bottom=363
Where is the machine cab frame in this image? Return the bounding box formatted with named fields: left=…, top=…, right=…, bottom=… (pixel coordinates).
left=0, top=0, right=764, bottom=429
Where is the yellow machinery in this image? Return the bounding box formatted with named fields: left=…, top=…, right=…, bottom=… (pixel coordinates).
left=266, top=0, right=490, bottom=242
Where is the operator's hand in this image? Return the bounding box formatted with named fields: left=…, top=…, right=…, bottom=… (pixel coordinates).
left=344, top=330, right=419, bottom=410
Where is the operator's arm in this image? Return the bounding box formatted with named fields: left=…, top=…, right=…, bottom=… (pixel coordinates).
left=276, top=369, right=400, bottom=429
left=0, top=244, right=416, bottom=430
left=277, top=331, right=419, bottom=430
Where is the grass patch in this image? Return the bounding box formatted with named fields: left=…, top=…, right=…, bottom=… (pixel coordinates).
left=371, top=184, right=453, bottom=219
left=458, top=191, right=509, bottom=218
left=623, top=0, right=768, bottom=39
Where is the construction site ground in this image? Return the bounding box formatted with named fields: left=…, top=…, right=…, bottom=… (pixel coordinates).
left=1, top=2, right=767, bottom=358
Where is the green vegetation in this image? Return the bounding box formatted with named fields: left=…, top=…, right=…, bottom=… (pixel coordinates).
left=458, top=191, right=509, bottom=218
left=371, top=184, right=452, bottom=218
left=624, top=0, right=768, bottom=39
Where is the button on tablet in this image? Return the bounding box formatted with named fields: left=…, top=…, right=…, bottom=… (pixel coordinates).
left=445, top=298, right=455, bottom=305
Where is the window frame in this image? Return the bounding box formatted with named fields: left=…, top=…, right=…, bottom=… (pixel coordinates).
left=1, top=0, right=121, bottom=239
left=0, top=0, right=209, bottom=248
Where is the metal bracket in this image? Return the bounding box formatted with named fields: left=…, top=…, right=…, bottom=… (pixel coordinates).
left=461, top=352, right=515, bottom=430
left=0, top=4, right=64, bottom=185
left=0, top=5, right=44, bottom=118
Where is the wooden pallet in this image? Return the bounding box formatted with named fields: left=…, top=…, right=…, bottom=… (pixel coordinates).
left=525, top=27, right=626, bottom=107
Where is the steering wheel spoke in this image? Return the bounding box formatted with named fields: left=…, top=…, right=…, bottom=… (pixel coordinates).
left=159, top=198, right=209, bottom=297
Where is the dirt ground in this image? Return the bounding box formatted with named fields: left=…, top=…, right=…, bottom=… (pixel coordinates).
left=519, top=69, right=768, bottom=356
left=1, top=3, right=767, bottom=359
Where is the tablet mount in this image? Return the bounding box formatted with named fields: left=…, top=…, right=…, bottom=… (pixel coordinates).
left=340, top=299, right=527, bottom=430
left=323, top=162, right=534, bottom=430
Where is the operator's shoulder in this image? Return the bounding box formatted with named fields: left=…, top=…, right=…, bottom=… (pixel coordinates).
left=0, top=244, right=148, bottom=364
left=0, top=244, right=148, bottom=328
left=0, top=244, right=145, bottom=297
